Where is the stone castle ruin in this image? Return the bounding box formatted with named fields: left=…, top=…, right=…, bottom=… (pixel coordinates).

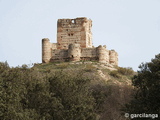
left=42, top=17, right=118, bottom=66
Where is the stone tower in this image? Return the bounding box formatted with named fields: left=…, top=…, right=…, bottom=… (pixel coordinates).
left=109, top=50, right=118, bottom=65
left=68, top=44, right=81, bottom=61
left=97, top=45, right=109, bottom=63
left=42, top=38, right=52, bottom=63
left=57, top=17, right=92, bottom=49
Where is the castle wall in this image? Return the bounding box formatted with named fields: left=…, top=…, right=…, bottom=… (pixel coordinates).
left=44, top=44, right=119, bottom=65
left=81, top=48, right=97, bottom=57
left=42, top=17, right=118, bottom=66
left=57, top=17, right=92, bottom=49
left=51, top=49, right=68, bottom=61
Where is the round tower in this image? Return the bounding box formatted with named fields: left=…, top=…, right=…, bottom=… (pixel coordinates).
left=68, top=44, right=81, bottom=61
left=109, top=50, right=118, bottom=66
left=97, top=45, right=107, bottom=63
left=42, top=38, right=52, bottom=63
left=103, top=45, right=109, bottom=64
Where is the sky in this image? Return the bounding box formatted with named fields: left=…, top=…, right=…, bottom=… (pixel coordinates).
left=0, top=0, right=160, bottom=71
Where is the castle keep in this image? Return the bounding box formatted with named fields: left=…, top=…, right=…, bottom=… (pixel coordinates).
left=42, top=17, right=118, bottom=66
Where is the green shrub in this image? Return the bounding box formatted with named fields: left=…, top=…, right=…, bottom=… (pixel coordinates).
left=84, top=64, right=96, bottom=72
left=117, top=67, right=134, bottom=76
left=56, top=62, right=68, bottom=69
left=109, top=70, right=121, bottom=78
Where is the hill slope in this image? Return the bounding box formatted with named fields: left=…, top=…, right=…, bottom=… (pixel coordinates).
left=0, top=61, right=135, bottom=120
left=33, top=62, right=135, bottom=119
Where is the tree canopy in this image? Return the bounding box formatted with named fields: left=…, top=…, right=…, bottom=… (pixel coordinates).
left=0, top=63, right=97, bottom=120
left=124, top=54, right=160, bottom=119
left=0, top=61, right=133, bottom=120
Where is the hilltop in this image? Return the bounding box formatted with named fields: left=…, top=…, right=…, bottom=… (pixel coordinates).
left=34, top=61, right=134, bottom=86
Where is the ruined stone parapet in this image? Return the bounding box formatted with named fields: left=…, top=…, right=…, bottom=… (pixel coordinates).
left=109, top=50, right=118, bottom=66
left=42, top=38, right=52, bottom=63
left=68, top=44, right=81, bottom=61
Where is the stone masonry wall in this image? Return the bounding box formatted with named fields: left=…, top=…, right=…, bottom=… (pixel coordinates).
left=81, top=48, right=97, bottom=57
left=49, top=45, right=118, bottom=66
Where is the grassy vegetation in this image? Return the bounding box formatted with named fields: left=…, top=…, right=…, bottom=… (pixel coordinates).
left=108, top=67, right=135, bottom=83
left=34, top=62, right=135, bottom=85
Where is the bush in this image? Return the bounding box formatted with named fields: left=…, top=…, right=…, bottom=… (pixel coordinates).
left=56, top=62, right=68, bottom=69
left=117, top=67, right=134, bottom=76
left=84, top=64, right=96, bottom=72
left=109, top=70, right=121, bottom=78
left=91, top=84, right=133, bottom=120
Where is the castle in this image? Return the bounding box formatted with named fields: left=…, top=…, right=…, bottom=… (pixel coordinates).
left=42, top=17, right=118, bottom=66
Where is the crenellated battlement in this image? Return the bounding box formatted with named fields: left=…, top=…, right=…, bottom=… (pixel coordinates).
left=57, top=17, right=91, bottom=27
left=42, top=17, right=118, bottom=66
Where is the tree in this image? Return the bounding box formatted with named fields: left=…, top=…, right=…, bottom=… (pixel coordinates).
left=47, top=71, right=97, bottom=120
left=0, top=62, right=41, bottom=120
left=124, top=54, right=160, bottom=119
left=0, top=62, right=97, bottom=120
left=0, top=63, right=26, bottom=119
